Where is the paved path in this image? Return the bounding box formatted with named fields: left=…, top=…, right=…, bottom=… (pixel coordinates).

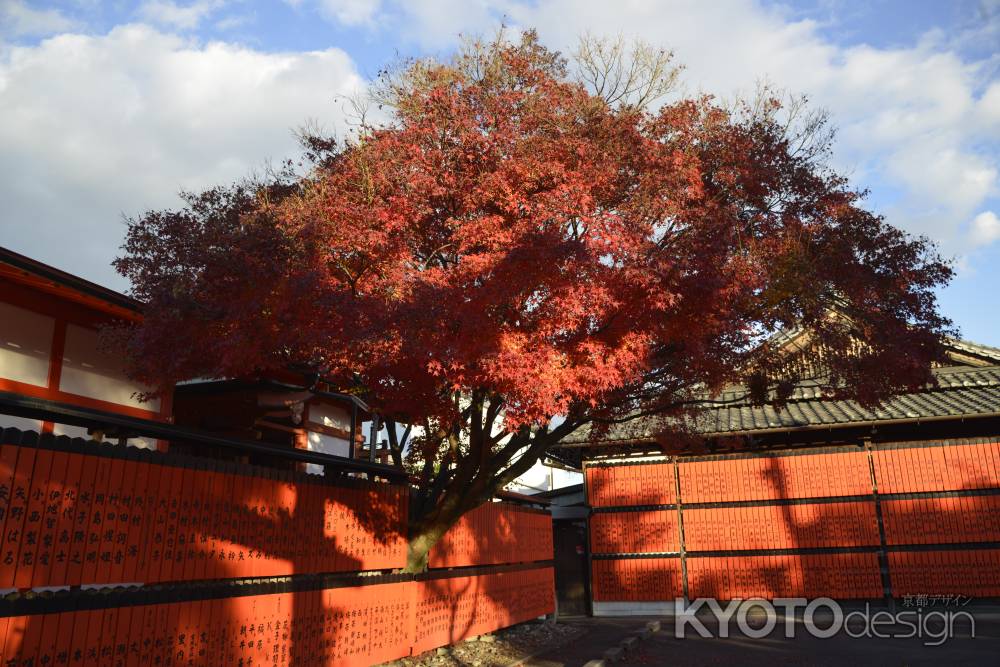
left=520, top=616, right=647, bottom=667
left=522, top=611, right=1000, bottom=667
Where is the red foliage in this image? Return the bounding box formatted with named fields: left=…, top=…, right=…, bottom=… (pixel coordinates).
left=115, top=33, right=951, bottom=495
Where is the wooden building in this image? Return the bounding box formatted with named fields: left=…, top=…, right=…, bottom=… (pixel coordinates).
left=0, top=253, right=554, bottom=666
left=172, top=378, right=367, bottom=472
left=0, top=247, right=169, bottom=445
left=0, top=246, right=367, bottom=467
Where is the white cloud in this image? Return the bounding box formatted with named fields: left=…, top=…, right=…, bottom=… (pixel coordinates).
left=0, top=24, right=364, bottom=288
left=214, top=12, right=253, bottom=31
left=137, top=0, right=227, bottom=30
left=0, top=0, right=997, bottom=291
left=319, top=0, right=382, bottom=27
left=0, top=0, right=77, bottom=36
left=978, top=81, right=1000, bottom=135
left=312, top=0, right=1000, bottom=256
left=882, top=138, right=996, bottom=216
left=970, top=211, right=1000, bottom=246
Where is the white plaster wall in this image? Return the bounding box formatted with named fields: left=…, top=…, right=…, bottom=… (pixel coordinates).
left=59, top=324, right=159, bottom=411
left=0, top=415, right=43, bottom=432
left=0, top=302, right=53, bottom=387
left=507, top=459, right=582, bottom=495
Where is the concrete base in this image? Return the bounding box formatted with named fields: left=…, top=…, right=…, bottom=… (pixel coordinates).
left=602, top=646, right=624, bottom=662
left=592, top=601, right=685, bottom=616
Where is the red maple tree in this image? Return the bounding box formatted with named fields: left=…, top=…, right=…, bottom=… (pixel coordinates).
left=115, top=32, right=953, bottom=570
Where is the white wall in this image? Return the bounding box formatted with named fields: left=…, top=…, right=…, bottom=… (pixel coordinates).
left=506, top=459, right=582, bottom=495
left=309, top=402, right=351, bottom=432
left=383, top=418, right=581, bottom=496
left=304, top=402, right=352, bottom=474
left=50, top=423, right=157, bottom=450
left=59, top=324, right=159, bottom=411
left=0, top=415, right=43, bottom=433
left=0, top=301, right=53, bottom=387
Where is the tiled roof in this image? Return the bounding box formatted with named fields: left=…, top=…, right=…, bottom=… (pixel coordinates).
left=561, top=364, right=1000, bottom=445
left=762, top=320, right=1000, bottom=367
left=944, top=338, right=1000, bottom=364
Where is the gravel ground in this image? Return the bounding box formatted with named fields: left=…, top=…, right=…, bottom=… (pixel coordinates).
left=381, top=620, right=585, bottom=667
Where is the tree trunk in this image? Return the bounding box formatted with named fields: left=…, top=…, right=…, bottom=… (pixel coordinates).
left=403, top=490, right=483, bottom=572
left=401, top=412, right=580, bottom=573
left=403, top=519, right=450, bottom=573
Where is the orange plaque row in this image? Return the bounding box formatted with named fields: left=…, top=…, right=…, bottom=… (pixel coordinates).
left=683, top=502, right=880, bottom=551
left=0, top=566, right=555, bottom=666
left=872, top=442, right=1000, bottom=494
left=882, top=495, right=1000, bottom=545
left=590, top=510, right=679, bottom=554
left=0, top=436, right=407, bottom=590
left=686, top=553, right=883, bottom=600
left=678, top=451, right=872, bottom=504
left=591, top=558, right=683, bottom=601
left=427, top=503, right=552, bottom=568
left=586, top=463, right=676, bottom=508
left=889, top=550, right=1000, bottom=596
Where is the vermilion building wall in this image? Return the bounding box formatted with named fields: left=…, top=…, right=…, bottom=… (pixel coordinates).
left=0, top=271, right=169, bottom=433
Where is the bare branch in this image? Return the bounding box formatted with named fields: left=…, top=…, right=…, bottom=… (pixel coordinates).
left=573, top=33, right=682, bottom=108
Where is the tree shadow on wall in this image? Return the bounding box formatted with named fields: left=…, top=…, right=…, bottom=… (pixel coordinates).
left=413, top=501, right=555, bottom=657
left=0, top=428, right=421, bottom=665
left=685, top=451, right=1000, bottom=601
left=589, top=447, right=1000, bottom=605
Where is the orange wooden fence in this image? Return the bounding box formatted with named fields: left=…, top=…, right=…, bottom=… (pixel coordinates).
left=0, top=429, right=555, bottom=665
left=682, top=501, right=880, bottom=550
left=590, top=510, right=679, bottom=554
left=889, top=550, right=1000, bottom=596
left=0, top=429, right=407, bottom=589
left=591, top=558, right=683, bottom=602
left=685, top=553, right=883, bottom=600
left=427, top=502, right=553, bottom=568
left=0, top=564, right=554, bottom=666
left=411, top=565, right=554, bottom=654
left=586, top=439, right=1000, bottom=602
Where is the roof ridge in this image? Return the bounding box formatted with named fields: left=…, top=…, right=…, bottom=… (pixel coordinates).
left=707, top=364, right=1000, bottom=410
left=945, top=337, right=1000, bottom=362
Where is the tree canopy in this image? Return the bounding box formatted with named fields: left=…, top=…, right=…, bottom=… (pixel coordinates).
left=115, top=31, right=953, bottom=570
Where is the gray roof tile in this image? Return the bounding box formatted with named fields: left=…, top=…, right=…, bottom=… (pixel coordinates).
left=562, top=364, right=1000, bottom=445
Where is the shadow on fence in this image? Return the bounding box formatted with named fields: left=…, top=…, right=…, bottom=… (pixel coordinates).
left=0, top=424, right=555, bottom=665
left=587, top=441, right=1000, bottom=603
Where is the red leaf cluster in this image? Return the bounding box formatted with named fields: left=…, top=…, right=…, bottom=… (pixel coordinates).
left=115, top=34, right=953, bottom=434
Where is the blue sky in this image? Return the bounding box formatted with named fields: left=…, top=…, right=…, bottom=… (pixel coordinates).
left=0, top=0, right=998, bottom=344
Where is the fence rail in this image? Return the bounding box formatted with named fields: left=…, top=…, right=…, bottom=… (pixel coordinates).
left=0, top=391, right=406, bottom=482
